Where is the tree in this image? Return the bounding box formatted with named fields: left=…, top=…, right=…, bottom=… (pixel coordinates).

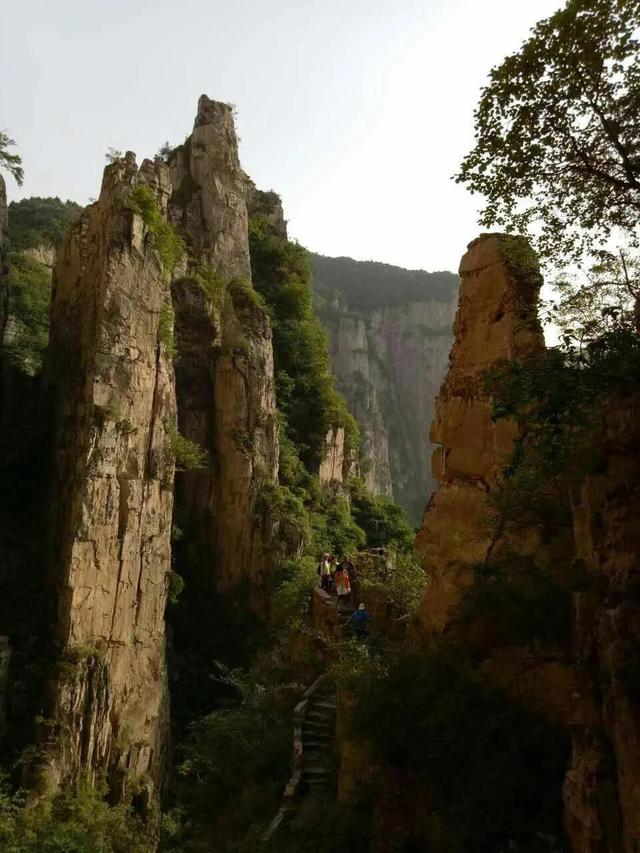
left=457, top=0, right=640, bottom=266
left=0, top=132, right=24, bottom=186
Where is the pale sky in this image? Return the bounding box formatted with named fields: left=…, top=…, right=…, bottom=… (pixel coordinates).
left=1, top=0, right=561, bottom=274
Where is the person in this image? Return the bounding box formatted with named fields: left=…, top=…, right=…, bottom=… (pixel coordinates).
left=334, top=557, right=351, bottom=607
left=346, top=603, right=370, bottom=639
left=317, top=553, right=332, bottom=592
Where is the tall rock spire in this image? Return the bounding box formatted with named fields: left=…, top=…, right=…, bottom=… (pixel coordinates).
left=169, top=96, right=279, bottom=604
left=39, top=153, right=176, bottom=807
left=416, top=233, right=545, bottom=630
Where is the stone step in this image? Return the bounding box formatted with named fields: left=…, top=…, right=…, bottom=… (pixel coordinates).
left=306, top=709, right=334, bottom=722
left=313, top=700, right=337, bottom=711
left=302, top=738, right=333, bottom=749
left=302, top=765, right=330, bottom=776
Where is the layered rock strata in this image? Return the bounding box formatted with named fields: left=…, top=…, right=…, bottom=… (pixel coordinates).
left=42, top=154, right=176, bottom=805
left=169, top=96, right=278, bottom=599
left=416, top=233, right=546, bottom=631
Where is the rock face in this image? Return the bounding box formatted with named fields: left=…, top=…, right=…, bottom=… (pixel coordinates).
left=564, top=395, right=640, bottom=852
left=416, top=234, right=545, bottom=631
left=42, top=154, right=176, bottom=806
left=169, top=96, right=278, bottom=600
left=318, top=427, right=345, bottom=484
left=313, top=256, right=457, bottom=523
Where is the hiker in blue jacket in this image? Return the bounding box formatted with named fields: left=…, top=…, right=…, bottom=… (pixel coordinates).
left=346, top=603, right=370, bottom=639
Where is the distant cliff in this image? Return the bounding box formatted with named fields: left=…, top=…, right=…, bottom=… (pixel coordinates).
left=311, top=253, right=458, bottom=523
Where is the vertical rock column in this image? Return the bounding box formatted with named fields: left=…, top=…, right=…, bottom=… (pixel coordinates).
left=416, top=233, right=545, bottom=632
left=169, top=96, right=278, bottom=601
left=42, top=154, right=176, bottom=805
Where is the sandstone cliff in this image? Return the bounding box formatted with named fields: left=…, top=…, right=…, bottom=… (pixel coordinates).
left=41, top=153, right=176, bottom=807
left=168, top=96, right=279, bottom=601
left=312, top=255, right=457, bottom=523
left=416, top=233, right=546, bottom=631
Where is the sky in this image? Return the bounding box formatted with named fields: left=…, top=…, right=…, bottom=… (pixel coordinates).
left=1, top=0, right=561, bottom=274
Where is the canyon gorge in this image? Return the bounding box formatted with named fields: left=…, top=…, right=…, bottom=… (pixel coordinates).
left=1, top=4, right=639, bottom=845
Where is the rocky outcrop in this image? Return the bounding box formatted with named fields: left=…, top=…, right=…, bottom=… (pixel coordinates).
left=41, top=154, right=176, bottom=807
left=416, top=234, right=546, bottom=632
left=318, top=427, right=345, bottom=485
left=169, top=96, right=278, bottom=601
left=313, top=259, right=457, bottom=523
left=563, top=394, right=640, bottom=852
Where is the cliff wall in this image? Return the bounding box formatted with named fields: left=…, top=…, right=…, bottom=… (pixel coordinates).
left=41, top=153, right=176, bottom=807
left=313, top=255, right=457, bottom=523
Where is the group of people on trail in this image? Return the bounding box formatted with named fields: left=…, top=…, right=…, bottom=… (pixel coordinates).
left=317, top=553, right=355, bottom=599
left=316, top=553, right=370, bottom=638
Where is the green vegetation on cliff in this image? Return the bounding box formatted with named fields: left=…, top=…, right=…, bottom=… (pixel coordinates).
left=249, top=211, right=359, bottom=469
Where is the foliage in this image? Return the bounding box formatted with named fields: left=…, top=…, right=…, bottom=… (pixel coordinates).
left=0, top=775, right=153, bottom=852
left=349, top=478, right=415, bottom=552
left=0, top=132, right=24, bottom=186
left=7, top=197, right=82, bottom=251
left=168, top=425, right=208, bottom=471
left=128, top=185, right=185, bottom=274
left=311, top=252, right=458, bottom=311
left=227, top=276, right=268, bottom=313
left=485, top=330, right=640, bottom=479
left=270, top=556, right=318, bottom=632
left=347, top=644, right=569, bottom=853
left=257, top=478, right=310, bottom=543
left=4, top=252, right=51, bottom=375
left=546, top=248, right=640, bottom=344
left=308, top=494, right=366, bottom=556
left=154, top=142, right=174, bottom=165
left=157, top=303, right=177, bottom=360
left=260, top=794, right=371, bottom=853
left=457, top=0, right=640, bottom=265
left=194, top=264, right=227, bottom=309
left=249, top=210, right=359, bottom=469
left=161, top=668, right=291, bottom=850
left=166, top=569, right=185, bottom=605
left=460, top=558, right=573, bottom=647
left=105, top=148, right=124, bottom=164
left=359, top=549, right=426, bottom=621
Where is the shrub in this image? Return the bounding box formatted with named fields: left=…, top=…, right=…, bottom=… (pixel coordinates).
left=194, top=264, right=227, bottom=309
left=129, top=185, right=185, bottom=274
left=167, top=425, right=208, bottom=471
left=0, top=774, right=154, bottom=852
left=157, top=303, right=178, bottom=360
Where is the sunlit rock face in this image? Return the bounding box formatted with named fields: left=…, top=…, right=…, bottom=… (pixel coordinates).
left=564, top=395, right=640, bottom=853
left=168, top=96, right=279, bottom=603
left=416, top=233, right=545, bottom=632
left=312, top=254, right=458, bottom=524
left=41, top=154, right=176, bottom=806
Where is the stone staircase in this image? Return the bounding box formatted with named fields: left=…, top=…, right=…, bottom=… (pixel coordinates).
left=263, top=674, right=337, bottom=841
